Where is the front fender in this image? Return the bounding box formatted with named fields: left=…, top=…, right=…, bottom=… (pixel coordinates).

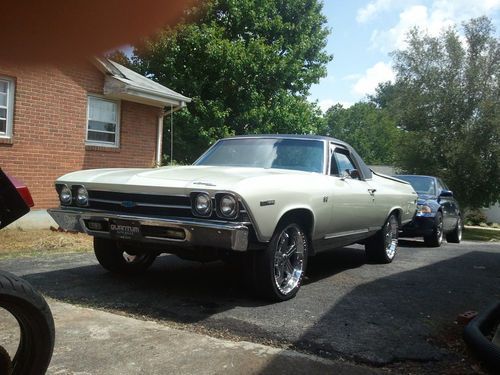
left=244, top=197, right=329, bottom=242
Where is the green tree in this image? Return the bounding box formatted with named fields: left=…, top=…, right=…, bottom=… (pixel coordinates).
left=323, top=102, right=399, bottom=165
left=131, top=0, right=331, bottom=162
left=373, top=17, right=500, bottom=209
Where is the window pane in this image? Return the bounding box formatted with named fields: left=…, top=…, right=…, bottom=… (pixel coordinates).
left=335, top=153, right=355, bottom=174
left=0, top=108, right=6, bottom=119
left=0, top=93, right=6, bottom=107
left=88, top=97, right=116, bottom=123
left=88, top=120, right=116, bottom=132
left=196, top=138, right=324, bottom=173
left=0, top=119, right=5, bottom=133
left=88, top=131, right=115, bottom=143
left=0, top=81, right=7, bottom=94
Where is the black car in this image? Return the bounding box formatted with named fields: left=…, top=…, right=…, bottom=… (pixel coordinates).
left=395, top=175, right=463, bottom=247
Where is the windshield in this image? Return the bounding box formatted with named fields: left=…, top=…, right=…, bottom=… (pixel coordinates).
left=397, top=175, right=436, bottom=195
left=195, top=138, right=325, bottom=173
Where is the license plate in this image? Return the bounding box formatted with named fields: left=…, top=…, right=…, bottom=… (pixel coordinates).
left=109, top=219, right=141, bottom=240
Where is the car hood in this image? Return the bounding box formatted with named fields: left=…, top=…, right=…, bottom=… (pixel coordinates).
left=57, top=165, right=307, bottom=191
left=416, top=193, right=437, bottom=204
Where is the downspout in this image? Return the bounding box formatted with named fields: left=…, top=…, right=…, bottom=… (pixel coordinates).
left=155, top=102, right=186, bottom=167
left=156, top=113, right=164, bottom=167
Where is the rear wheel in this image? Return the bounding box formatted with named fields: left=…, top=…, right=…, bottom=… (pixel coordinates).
left=424, top=212, right=443, bottom=247
left=365, top=213, right=399, bottom=264
left=249, top=221, right=308, bottom=301
left=93, top=237, right=156, bottom=274
left=446, top=216, right=462, bottom=243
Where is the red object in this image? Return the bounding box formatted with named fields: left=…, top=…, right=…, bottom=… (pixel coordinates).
left=6, top=174, right=35, bottom=208
left=457, top=311, right=478, bottom=325
left=0, top=0, right=192, bottom=64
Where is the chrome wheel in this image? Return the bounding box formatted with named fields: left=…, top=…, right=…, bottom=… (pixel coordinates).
left=457, top=218, right=463, bottom=241
left=447, top=216, right=463, bottom=243
left=94, top=238, right=156, bottom=274
left=122, top=252, right=149, bottom=264
left=273, top=224, right=306, bottom=296
left=384, top=215, right=399, bottom=259
left=436, top=216, right=443, bottom=244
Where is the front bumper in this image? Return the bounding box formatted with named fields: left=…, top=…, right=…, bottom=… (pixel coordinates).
left=401, top=215, right=436, bottom=237
left=48, top=208, right=249, bottom=251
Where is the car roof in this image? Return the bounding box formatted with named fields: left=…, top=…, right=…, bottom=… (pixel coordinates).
left=225, top=134, right=350, bottom=147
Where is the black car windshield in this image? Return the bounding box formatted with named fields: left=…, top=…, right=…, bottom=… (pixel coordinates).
left=397, top=175, right=436, bottom=195
left=195, top=138, right=325, bottom=173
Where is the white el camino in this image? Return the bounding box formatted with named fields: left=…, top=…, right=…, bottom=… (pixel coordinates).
left=49, top=135, right=417, bottom=301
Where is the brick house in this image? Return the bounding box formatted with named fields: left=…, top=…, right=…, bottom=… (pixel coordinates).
left=0, top=58, right=190, bottom=209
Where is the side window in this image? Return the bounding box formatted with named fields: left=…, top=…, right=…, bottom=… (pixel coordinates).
left=330, top=147, right=358, bottom=178
left=86, top=96, right=120, bottom=147
left=329, top=152, right=339, bottom=176
left=437, top=178, right=448, bottom=191
left=0, top=76, right=15, bottom=140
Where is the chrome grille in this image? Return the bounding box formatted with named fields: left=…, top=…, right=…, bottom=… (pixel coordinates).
left=87, top=190, right=247, bottom=221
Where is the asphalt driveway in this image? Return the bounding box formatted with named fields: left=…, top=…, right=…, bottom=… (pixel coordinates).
left=1, top=239, right=499, bottom=373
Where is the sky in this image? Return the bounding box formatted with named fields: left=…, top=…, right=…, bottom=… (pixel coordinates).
left=309, top=0, right=500, bottom=111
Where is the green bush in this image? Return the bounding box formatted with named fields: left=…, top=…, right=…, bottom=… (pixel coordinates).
left=465, top=209, right=488, bottom=226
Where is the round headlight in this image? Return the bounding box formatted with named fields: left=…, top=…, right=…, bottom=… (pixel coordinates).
left=76, top=186, right=89, bottom=206
left=219, top=195, right=237, bottom=217
left=59, top=185, right=72, bottom=205
left=195, top=193, right=212, bottom=216
left=417, top=204, right=432, bottom=214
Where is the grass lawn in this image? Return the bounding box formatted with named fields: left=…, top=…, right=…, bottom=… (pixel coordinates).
left=463, top=227, right=500, bottom=242
left=0, top=229, right=92, bottom=258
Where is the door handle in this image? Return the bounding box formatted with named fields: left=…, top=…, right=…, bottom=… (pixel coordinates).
left=368, top=189, right=376, bottom=195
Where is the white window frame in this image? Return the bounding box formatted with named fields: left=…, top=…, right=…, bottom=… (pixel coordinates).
left=0, top=76, right=15, bottom=140
left=85, top=95, right=120, bottom=148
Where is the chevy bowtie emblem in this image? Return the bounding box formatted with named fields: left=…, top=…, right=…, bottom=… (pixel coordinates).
left=121, top=201, right=137, bottom=208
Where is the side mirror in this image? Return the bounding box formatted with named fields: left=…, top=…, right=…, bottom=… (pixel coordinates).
left=348, top=169, right=361, bottom=180
left=440, top=189, right=453, bottom=197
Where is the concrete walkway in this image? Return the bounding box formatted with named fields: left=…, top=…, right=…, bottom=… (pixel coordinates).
left=9, top=299, right=383, bottom=375
left=4, top=209, right=56, bottom=230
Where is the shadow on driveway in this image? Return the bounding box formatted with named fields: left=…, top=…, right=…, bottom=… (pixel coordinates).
left=10, top=241, right=500, bottom=371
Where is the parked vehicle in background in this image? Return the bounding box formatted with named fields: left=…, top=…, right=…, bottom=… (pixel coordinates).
left=48, top=135, right=417, bottom=301
left=395, top=175, right=463, bottom=247
left=0, top=168, right=55, bottom=375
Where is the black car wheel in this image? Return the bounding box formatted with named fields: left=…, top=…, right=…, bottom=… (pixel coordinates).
left=424, top=212, right=443, bottom=247
left=446, top=216, right=463, bottom=243
left=94, top=238, right=156, bottom=274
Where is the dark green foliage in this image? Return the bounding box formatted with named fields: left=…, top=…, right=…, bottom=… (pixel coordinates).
left=130, top=0, right=331, bottom=162
left=322, top=102, right=399, bottom=165
left=373, top=17, right=500, bottom=209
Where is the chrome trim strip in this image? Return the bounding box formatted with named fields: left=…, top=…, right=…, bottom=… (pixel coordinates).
left=84, top=188, right=189, bottom=198
left=324, top=228, right=369, bottom=240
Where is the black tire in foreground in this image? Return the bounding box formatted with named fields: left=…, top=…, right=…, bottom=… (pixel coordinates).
left=365, top=213, right=399, bottom=264
left=94, top=237, right=157, bottom=274
left=463, top=301, right=500, bottom=371
left=446, top=216, right=463, bottom=243
left=249, top=221, right=308, bottom=302
left=424, top=211, right=444, bottom=247
left=0, top=270, right=55, bottom=375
